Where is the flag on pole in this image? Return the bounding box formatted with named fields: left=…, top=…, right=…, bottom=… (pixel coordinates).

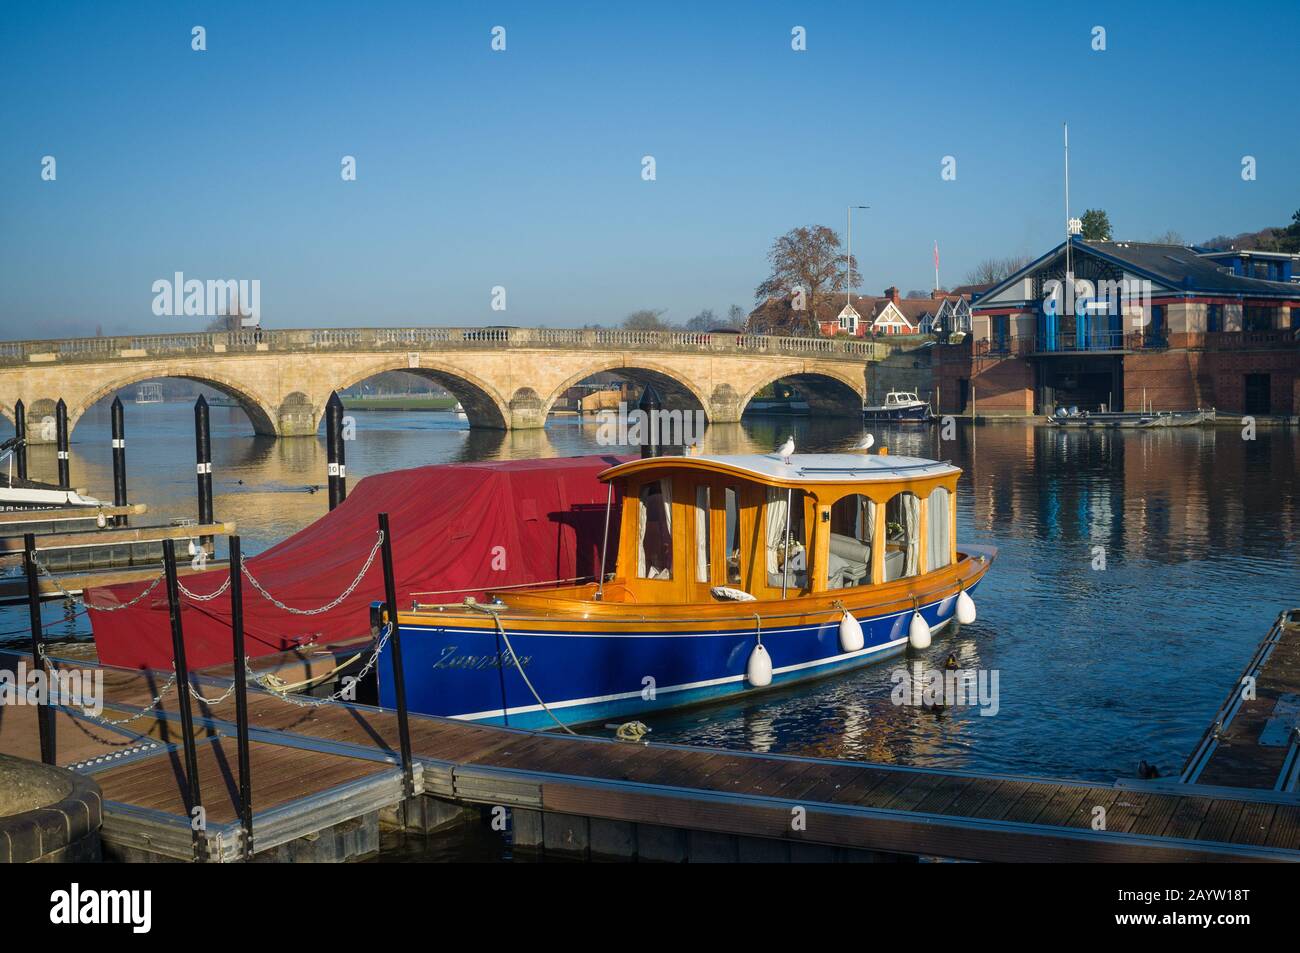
left=933, top=241, right=939, bottom=270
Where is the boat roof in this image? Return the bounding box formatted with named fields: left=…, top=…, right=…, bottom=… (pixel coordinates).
left=599, top=453, right=959, bottom=486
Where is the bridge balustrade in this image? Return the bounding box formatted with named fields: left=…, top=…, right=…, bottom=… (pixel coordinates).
left=0, top=326, right=889, bottom=365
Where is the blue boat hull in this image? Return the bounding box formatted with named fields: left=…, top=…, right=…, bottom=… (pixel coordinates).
left=377, top=582, right=982, bottom=730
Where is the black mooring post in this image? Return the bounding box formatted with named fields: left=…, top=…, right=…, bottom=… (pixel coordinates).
left=13, top=399, right=27, bottom=481
left=23, top=533, right=54, bottom=765
left=54, top=398, right=69, bottom=489
left=228, top=534, right=253, bottom=860
left=162, top=538, right=206, bottom=862
left=378, top=512, right=414, bottom=798
left=638, top=384, right=662, bottom=459
left=336, top=400, right=347, bottom=504
left=325, top=391, right=343, bottom=510
left=110, top=396, right=128, bottom=527
left=194, top=396, right=213, bottom=549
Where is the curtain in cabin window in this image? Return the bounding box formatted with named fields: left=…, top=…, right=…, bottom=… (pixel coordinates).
left=765, top=487, right=787, bottom=576
left=637, top=480, right=672, bottom=579
left=927, top=487, right=951, bottom=570
left=903, top=492, right=920, bottom=577
left=695, top=485, right=710, bottom=583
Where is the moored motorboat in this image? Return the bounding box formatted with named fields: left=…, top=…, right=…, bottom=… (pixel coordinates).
left=0, top=438, right=104, bottom=511
left=863, top=391, right=934, bottom=422
left=377, top=449, right=994, bottom=729
left=1046, top=408, right=1216, bottom=429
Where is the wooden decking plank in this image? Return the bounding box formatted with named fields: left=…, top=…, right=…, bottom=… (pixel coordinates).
left=1029, top=786, right=1092, bottom=828
left=1160, top=793, right=1215, bottom=841
left=1230, top=801, right=1278, bottom=847
left=824, top=766, right=901, bottom=806
left=965, top=780, right=1035, bottom=821
left=998, top=782, right=1062, bottom=824
left=934, top=777, right=1005, bottom=819
left=1127, top=794, right=1187, bottom=837
left=879, top=771, right=954, bottom=813
left=1264, top=804, right=1300, bottom=851
left=1195, top=798, right=1248, bottom=844
left=851, top=769, right=916, bottom=810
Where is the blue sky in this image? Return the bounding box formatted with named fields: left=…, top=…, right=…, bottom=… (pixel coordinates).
left=1, top=0, right=1297, bottom=338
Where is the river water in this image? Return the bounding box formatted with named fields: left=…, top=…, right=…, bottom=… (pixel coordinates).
left=4, top=403, right=1297, bottom=858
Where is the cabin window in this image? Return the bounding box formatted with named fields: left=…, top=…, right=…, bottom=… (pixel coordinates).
left=883, top=491, right=921, bottom=581
left=766, top=487, right=808, bottom=589
left=695, top=485, right=711, bottom=583
left=926, top=487, right=951, bottom=570
left=637, top=479, right=672, bottom=579
left=827, top=494, right=875, bottom=589
left=724, top=486, right=742, bottom=584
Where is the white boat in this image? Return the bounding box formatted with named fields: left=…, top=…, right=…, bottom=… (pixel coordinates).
left=863, top=391, right=934, bottom=423
left=0, top=438, right=104, bottom=511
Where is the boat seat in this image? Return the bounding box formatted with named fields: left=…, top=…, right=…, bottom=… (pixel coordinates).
left=881, top=549, right=907, bottom=581
left=827, top=533, right=870, bottom=589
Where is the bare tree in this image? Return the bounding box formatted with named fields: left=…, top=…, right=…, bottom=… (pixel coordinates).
left=622, top=309, right=672, bottom=331
left=1148, top=229, right=1184, bottom=245
left=754, top=225, right=856, bottom=335
left=685, top=308, right=716, bottom=331
left=725, top=304, right=747, bottom=329
left=964, top=255, right=1029, bottom=286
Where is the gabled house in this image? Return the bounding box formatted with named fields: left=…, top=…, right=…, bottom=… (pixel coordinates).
left=749, top=287, right=971, bottom=338
left=933, top=236, right=1300, bottom=416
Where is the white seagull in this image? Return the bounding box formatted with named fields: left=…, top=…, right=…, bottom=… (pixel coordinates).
left=777, top=436, right=795, bottom=465
left=856, top=433, right=875, bottom=451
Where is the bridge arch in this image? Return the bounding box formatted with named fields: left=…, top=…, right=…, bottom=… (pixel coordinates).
left=332, top=360, right=511, bottom=430
left=538, top=359, right=712, bottom=426
left=67, top=369, right=280, bottom=438
left=739, top=368, right=865, bottom=418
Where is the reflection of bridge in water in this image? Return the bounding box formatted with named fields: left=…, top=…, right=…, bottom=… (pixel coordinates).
left=0, top=327, right=885, bottom=441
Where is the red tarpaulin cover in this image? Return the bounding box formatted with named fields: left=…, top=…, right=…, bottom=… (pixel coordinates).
left=89, top=455, right=628, bottom=670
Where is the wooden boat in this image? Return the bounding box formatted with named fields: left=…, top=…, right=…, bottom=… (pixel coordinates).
left=377, top=449, right=994, bottom=729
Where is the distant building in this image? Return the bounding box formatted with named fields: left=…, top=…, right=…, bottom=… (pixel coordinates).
left=933, top=238, right=1300, bottom=416
left=750, top=287, right=970, bottom=338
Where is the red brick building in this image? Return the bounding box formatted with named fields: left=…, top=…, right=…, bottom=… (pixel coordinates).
left=933, top=239, right=1300, bottom=416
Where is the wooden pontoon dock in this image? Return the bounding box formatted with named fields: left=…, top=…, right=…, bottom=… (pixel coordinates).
left=3, top=610, right=1300, bottom=863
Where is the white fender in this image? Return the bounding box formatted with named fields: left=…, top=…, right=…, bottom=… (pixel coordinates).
left=955, top=590, right=977, bottom=625
left=746, top=642, right=773, bottom=687
left=908, top=611, right=931, bottom=650
left=839, top=611, right=864, bottom=653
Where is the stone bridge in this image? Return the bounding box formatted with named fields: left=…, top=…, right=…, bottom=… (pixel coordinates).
left=0, top=327, right=884, bottom=441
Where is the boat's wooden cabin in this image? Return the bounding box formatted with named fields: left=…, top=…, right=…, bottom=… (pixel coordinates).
left=598, top=453, right=960, bottom=606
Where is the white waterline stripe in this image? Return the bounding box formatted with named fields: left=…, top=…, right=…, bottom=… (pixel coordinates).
left=451, top=635, right=912, bottom=721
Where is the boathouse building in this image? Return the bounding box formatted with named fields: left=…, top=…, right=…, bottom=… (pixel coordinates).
left=933, top=238, right=1300, bottom=416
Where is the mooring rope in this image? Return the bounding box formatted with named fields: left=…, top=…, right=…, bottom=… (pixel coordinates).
left=465, top=600, right=577, bottom=735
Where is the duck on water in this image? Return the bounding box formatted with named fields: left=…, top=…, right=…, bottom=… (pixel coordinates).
left=376, top=441, right=994, bottom=730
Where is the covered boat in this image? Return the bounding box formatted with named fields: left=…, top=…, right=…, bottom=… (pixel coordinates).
left=378, top=449, right=995, bottom=729
left=89, top=455, right=626, bottom=670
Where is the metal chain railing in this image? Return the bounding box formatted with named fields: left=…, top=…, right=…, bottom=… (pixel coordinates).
left=177, top=572, right=232, bottom=602
left=239, top=529, right=384, bottom=616
left=245, top=621, right=393, bottom=708
left=32, top=554, right=166, bottom=611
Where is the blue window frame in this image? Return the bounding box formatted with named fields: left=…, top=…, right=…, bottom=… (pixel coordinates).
left=1207, top=304, right=1222, bottom=333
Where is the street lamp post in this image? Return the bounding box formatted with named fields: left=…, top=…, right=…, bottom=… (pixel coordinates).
left=847, top=204, right=869, bottom=314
